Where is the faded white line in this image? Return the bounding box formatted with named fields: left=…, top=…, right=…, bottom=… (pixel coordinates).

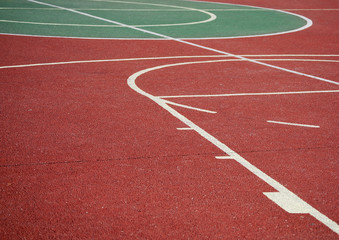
left=267, top=120, right=320, bottom=128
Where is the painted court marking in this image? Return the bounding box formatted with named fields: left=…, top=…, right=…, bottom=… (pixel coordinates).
left=1, top=7, right=339, bottom=11
left=1, top=0, right=217, bottom=28
left=127, top=62, right=339, bottom=234
left=1, top=55, right=339, bottom=70
left=177, top=127, right=194, bottom=130
left=158, top=89, right=339, bottom=99
left=22, top=0, right=339, bottom=86
left=267, top=120, right=320, bottom=128
left=163, top=99, right=217, bottom=114
left=2, top=0, right=314, bottom=40
left=215, top=156, right=234, bottom=160
left=18, top=0, right=339, bottom=234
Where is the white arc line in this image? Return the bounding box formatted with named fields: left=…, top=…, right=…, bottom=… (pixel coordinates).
left=91, top=0, right=217, bottom=27
left=267, top=120, right=320, bottom=128
left=26, top=0, right=339, bottom=233
left=26, top=0, right=338, bottom=86
left=1, top=0, right=217, bottom=28
left=127, top=62, right=339, bottom=234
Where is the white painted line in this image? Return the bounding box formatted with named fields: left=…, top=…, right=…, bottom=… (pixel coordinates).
left=89, top=0, right=216, bottom=27
left=215, top=156, right=234, bottom=159
left=1, top=56, right=339, bottom=70
left=158, top=90, right=339, bottom=99
left=263, top=192, right=313, bottom=214
left=26, top=0, right=339, bottom=86
left=25, top=0, right=339, bottom=233
left=8, top=0, right=312, bottom=41
left=177, top=127, right=193, bottom=130
left=267, top=120, right=320, bottom=128
left=1, top=7, right=339, bottom=11
left=163, top=99, right=217, bottom=114
left=127, top=62, right=339, bottom=234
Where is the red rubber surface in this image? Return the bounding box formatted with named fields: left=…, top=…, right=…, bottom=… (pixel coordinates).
left=0, top=0, right=338, bottom=239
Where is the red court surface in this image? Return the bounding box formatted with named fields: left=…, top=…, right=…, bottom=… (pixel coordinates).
left=1, top=0, right=338, bottom=239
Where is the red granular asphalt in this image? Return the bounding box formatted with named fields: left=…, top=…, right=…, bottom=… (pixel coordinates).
left=0, top=0, right=338, bottom=239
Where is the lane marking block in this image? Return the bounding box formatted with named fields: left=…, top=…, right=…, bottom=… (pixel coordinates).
left=263, top=192, right=313, bottom=214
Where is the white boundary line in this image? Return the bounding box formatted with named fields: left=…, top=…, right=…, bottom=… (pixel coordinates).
left=23, top=0, right=339, bottom=86
left=267, top=120, right=320, bottom=128
left=1, top=7, right=339, bottom=11
left=12, top=0, right=339, bottom=233
left=158, top=90, right=339, bottom=99
left=1, top=0, right=314, bottom=40
left=2, top=55, right=339, bottom=70
left=127, top=61, right=339, bottom=234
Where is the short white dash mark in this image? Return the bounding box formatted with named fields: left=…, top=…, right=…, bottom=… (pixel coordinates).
left=267, top=120, right=320, bottom=128
left=215, top=156, right=234, bottom=159
left=177, top=127, right=193, bottom=131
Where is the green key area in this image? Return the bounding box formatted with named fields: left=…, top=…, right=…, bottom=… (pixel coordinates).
left=0, top=0, right=309, bottom=39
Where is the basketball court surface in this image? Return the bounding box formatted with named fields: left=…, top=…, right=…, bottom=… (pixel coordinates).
left=0, top=0, right=338, bottom=239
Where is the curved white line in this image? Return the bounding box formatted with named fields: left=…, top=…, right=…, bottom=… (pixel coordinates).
left=0, top=0, right=215, bottom=28
left=126, top=60, right=339, bottom=234
left=0, top=0, right=310, bottom=40
left=180, top=0, right=313, bottom=40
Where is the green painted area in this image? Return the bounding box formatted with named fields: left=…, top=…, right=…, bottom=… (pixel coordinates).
left=0, top=0, right=309, bottom=39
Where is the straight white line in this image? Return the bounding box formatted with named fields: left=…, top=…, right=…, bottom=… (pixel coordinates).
left=267, top=120, right=320, bottom=128
left=0, top=55, right=224, bottom=69
left=2, top=56, right=339, bottom=70
left=26, top=0, right=339, bottom=86
left=215, top=156, right=234, bottom=159
left=163, top=100, right=216, bottom=114
left=2, top=7, right=339, bottom=11
left=25, top=0, right=339, bottom=233
left=158, top=90, right=339, bottom=99
left=1, top=55, right=339, bottom=70
left=127, top=62, right=339, bottom=234
left=177, top=127, right=193, bottom=130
